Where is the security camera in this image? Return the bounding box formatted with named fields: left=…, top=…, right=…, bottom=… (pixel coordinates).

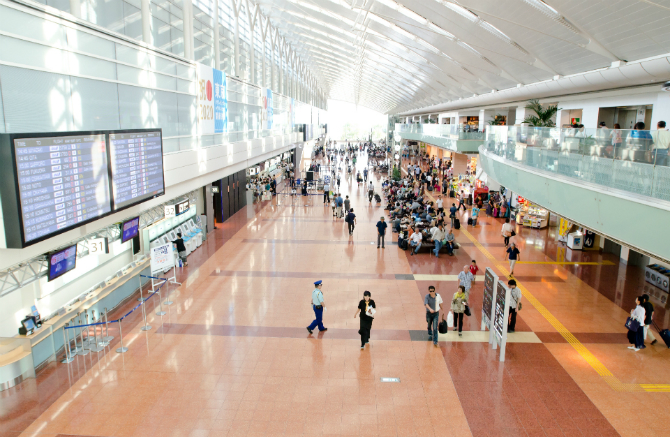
left=663, top=81, right=670, bottom=92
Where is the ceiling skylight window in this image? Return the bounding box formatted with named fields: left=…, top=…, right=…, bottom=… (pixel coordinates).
left=521, top=0, right=580, bottom=33
left=437, top=1, right=478, bottom=22
left=374, top=0, right=428, bottom=25
left=428, top=22, right=455, bottom=39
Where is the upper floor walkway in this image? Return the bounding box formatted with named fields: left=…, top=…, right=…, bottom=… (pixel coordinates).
left=479, top=125, right=670, bottom=262
left=395, top=123, right=484, bottom=153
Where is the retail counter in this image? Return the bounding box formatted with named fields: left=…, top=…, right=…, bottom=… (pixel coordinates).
left=0, top=259, right=151, bottom=391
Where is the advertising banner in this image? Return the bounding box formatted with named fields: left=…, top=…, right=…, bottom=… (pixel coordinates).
left=197, top=63, right=227, bottom=135
left=150, top=243, right=174, bottom=274
left=264, top=88, right=273, bottom=130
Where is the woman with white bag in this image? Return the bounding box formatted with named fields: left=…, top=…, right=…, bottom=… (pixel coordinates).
left=354, top=291, right=376, bottom=349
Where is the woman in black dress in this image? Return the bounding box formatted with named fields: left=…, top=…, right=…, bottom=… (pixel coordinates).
left=354, top=291, right=376, bottom=349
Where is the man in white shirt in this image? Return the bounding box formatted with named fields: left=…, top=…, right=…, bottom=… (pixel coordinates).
left=410, top=231, right=422, bottom=255
left=507, top=279, right=522, bottom=333
left=436, top=196, right=444, bottom=213
left=368, top=181, right=375, bottom=203
left=431, top=224, right=446, bottom=258
left=652, top=121, right=670, bottom=166
left=424, top=285, right=443, bottom=346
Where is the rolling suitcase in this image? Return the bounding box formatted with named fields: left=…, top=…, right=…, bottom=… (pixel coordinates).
left=454, top=218, right=460, bottom=229
left=449, top=190, right=455, bottom=198
left=654, top=322, right=670, bottom=348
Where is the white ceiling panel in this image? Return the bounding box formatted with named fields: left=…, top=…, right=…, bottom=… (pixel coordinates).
left=251, top=0, right=670, bottom=114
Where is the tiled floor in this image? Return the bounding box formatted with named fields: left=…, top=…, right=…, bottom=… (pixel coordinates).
left=2, top=151, right=670, bottom=437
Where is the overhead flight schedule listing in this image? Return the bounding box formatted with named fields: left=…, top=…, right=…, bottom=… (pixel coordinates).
left=109, top=132, right=165, bottom=210
left=14, top=135, right=112, bottom=243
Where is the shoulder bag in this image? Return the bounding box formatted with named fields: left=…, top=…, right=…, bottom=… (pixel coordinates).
left=625, top=317, right=641, bottom=332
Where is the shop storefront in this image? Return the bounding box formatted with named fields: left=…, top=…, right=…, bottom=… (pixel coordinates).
left=515, top=197, right=549, bottom=229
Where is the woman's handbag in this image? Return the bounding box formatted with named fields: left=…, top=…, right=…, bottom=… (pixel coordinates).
left=464, top=305, right=471, bottom=317
left=625, top=317, right=641, bottom=332
left=510, top=230, right=516, bottom=237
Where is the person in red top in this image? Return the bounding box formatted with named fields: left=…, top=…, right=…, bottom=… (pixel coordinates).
left=469, top=260, right=479, bottom=284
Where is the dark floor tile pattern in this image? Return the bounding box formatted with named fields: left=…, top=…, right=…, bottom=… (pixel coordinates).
left=209, top=269, right=397, bottom=280
left=156, top=323, right=412, bottom=341
left=510, top=275, right=566, bottom=283
left=242, top=238, right=397, bottom=246
left=441, top=342, right=620, bottom=437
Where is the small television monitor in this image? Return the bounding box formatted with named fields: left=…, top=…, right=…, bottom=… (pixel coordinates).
left=47, top=244, right=77, bottom=282
left=121, top=216, right=140, bottom=243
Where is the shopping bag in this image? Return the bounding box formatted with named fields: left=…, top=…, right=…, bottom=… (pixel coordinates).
left=464, top=305, right=471, bottom=317
left=447, top=311, right=454, bottom=328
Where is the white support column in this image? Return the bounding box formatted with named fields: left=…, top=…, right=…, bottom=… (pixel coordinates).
left=213, top=0, right=220, bottom=68
left=278, top=40, right=284, bottom=94
left=69, top=0, right=81, bottom=18
left=270, top=31, right=276, bottom=90
left=233, top=0, right=241, bottom=77
left=141, top=0, right=152, bottom=45
left=246, top=0, right=256, bottom=85
left=260, top=17, right=268, bottom=88
left=183, top=0, right=194, bottom=60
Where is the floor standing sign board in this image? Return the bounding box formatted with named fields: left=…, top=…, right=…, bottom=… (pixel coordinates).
left=481, top=267, right=499, bottom=346
left=492, top=280, right=511, bottom=361
left=150, top=242, right=178, bottom=287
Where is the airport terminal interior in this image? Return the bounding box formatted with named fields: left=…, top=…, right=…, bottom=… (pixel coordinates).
left=2, top=0, right=670, bottom=436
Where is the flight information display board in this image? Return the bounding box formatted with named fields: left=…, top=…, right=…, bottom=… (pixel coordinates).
left=494, top=281, right=509, bottom=340
left=109, top=131, right=165, bottom=211
left=482, top=268, right=497, bottom=329
left=13, top=134, right=112, bottom=244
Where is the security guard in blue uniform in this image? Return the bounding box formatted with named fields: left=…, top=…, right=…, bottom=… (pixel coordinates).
left=307, top=280, right=328, bottom=334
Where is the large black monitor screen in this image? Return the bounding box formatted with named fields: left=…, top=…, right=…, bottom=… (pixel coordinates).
left=109, top=130, right=165, bottom=211
left=14, top=134, right=112, bottom=245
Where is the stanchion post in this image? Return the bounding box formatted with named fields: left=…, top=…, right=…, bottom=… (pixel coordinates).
left=77, top=313, right=89, bottom=356
left=155, top=283, right=166, bottom=316
left=89, top=314, right=104, bottom=352
left=115, top=320, right=128, bottom=353
left=102, top=308, right=113, bottom=343
left=61, top=324, right=75, bottom=363
left=70, top=317, right=82, bottom=353
left=164, top=278, right=174, bottom=306
left=137, top=275, right=146, bottom=302
left=139, top=278, right=152, bottom=332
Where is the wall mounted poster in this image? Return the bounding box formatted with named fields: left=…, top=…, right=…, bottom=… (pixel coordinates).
left=197, top=63, right=227, bottom=135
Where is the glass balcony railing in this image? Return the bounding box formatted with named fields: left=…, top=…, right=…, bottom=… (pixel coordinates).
left=396, top=124, right=486, bottom=140
left=484, top=125, right=670, bottom=201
